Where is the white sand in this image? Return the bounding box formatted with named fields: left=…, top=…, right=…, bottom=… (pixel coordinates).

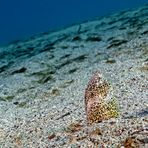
left=0, top=4, right=148, bottom=147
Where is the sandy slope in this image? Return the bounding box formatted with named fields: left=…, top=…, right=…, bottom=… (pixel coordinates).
left=0, top=4, right=148, bottom=147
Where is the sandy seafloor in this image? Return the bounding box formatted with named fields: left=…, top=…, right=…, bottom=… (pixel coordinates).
left=0, top=4, right=148, bottom=148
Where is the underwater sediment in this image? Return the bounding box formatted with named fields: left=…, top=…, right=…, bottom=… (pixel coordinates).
left=0, top=4, right=148, bottom=147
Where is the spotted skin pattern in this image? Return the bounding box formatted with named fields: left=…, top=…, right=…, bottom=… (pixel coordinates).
left=85, top=71, right=119, bottom=124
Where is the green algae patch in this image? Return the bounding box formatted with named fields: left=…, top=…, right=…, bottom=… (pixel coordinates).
left=28, top=65, right=56, bottom=84
left=17, top=88, right=27, bottom=94
left=0, top=95, right=15, bottom=101
left=50, top=88, right=60, bottom=96
left=139, top=66, right=148, bottom=71
left=139, top=62, right=148, bottom=72
left=139, top=65, right=148, bottom=72
left=60, top=79, right=74, bottom=88
left=105, top=59, right=116, bottom=64
left=18, top=102, right=27, bottom=108
left=37, top=74, right=53, bottom=84
left=68, top=67, right=78, bottom=74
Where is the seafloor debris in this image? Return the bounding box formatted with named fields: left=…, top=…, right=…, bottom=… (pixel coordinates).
left=85, top=71, right=119, bottom=124
left=123, top=137, right=140, bottom=148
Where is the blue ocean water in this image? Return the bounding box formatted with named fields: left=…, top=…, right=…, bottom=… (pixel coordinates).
left=0, top=0, right=147, bottom=46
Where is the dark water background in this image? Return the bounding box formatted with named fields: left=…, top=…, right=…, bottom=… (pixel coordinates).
left=0, top=0, right=147, bottom=45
